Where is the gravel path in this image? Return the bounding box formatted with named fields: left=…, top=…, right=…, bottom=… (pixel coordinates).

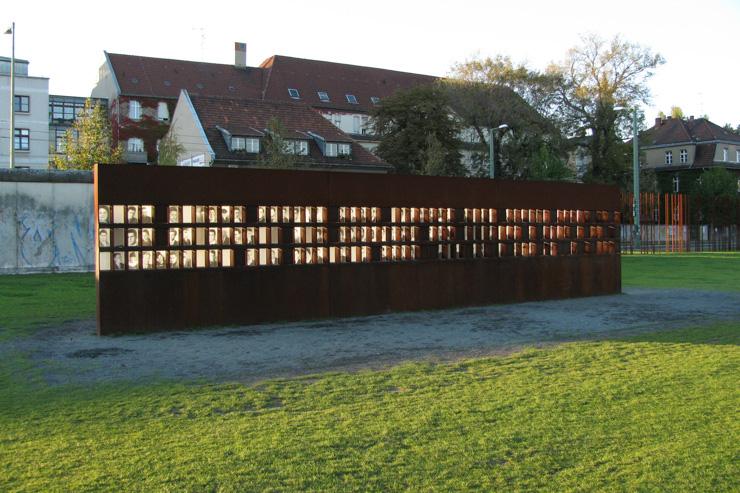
left=4, top=287, right=740, bottom=386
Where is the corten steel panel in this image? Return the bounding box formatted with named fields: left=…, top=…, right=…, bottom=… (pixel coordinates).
left=95, top=165, right=621, bottom=335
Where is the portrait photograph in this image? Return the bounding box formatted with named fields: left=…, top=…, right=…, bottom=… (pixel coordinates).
left=99, top=228, right=110, bottom=248
left=221, top=249, right=234, bottom=267
left=304, top=207, right=313, bottom=223
left=113, top=205, right=125, bottom=224
left=317, top=247, right=326, bottom=264
left=168, top=251, right=180, bottom=269
left=306, top=247, right=315, bottom=265
left=182, top=250, right=194, bottom=268
left=113, top=251, right=125, bottom=270
left=155, top=250, right=167, bottom=269
left=127, top=228, right=139, bottom=247
left=338, top=207, right=347, bottom=223
left=128, top=251, right=140, bottom=270
left=293, top=247, right=304, bottom=265
left=208, top=249, right=220, bottom=268
left=233, top=227, right=243, bottom=245
left=270, top=206, right=279, bottom=223
left=208, top=228, right=219, bottom=246
left=281, top=206, right=291, bottom=223
left=258, top=206, right=267, bottom=223
left=141, top=205, right=154, bottom=224
left=169, top=228, right=181, bottom=246
left=98, top=205, right=111, bottom=224
left=245, top=227, right=256, bottom=245
left=168, top=206, right=180, bottom=224
left=142, top=251, right=154, bottom=270
left=270, top=248, right=281, bottom=265
left=182, top=227, right=194, bottom=246
left=233, top=206, right=245, bottom=223
left=221, top=227, right=232, bottom=245
left=113, top=228, right=125, bottom=247
left=208, top=206, right=219, bottom=224
left=99, top=252, right=111, bottom=271
left=246, top=249, right=256, bottom=266
left=221, top=205, right=232, bottom=223
left=195, top=206, right=206, bottom=223
left=126, top=205, right=139, bottom=224
left=141, top=228, right=153, bottom=247
left=292, top=206, right=302, bottom=223
left=316, top=207, right=326, bottom=223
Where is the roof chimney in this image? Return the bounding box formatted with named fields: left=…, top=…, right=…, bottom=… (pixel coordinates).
left=689, top=115, right=694, bottom=121
left=235, top=42, right=247, bottom=69
left=655, top=117, right=662, bottom=126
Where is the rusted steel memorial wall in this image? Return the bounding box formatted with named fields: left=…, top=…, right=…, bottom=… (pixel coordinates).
left=95, top=165, right=621, bottom=334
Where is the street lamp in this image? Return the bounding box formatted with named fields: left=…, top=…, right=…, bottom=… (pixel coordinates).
left=489, top=123, right=508, bottom=179
left=4, top=22, right=14, bottom=169
left=615, top=106, right=640, bottom=251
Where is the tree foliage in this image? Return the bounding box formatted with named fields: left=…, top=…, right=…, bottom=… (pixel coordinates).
left=545, top=34, right=664, bottom=186
left=670, top=106, right=684, bottom=119
left=157, top=130, right=185, bottom=166
left=371, top=84, right=464, bottom=176
left=693, top=167, right=739, bottom=224
left=260, top=117, right=298, bottom=169
left=52, top=99, right=123, bottom=169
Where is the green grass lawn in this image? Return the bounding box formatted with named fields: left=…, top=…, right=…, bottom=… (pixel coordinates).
left=0, top=256, right=738, bottom=491
left=622, top=252, right=740, bottom=292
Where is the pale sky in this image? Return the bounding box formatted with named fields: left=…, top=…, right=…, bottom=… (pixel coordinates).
left=3, top=0, right=739, bottom=127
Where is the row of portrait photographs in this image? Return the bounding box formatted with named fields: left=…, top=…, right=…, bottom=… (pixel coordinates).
left=258, top=206, right=328, bottom=224
left=166, top=227, right=282, bottom=246
left=99, top=228, right=154, bottom=248
left=500, top=209, right=622, bottom=225
left=98, top=205, right=155, bottom=225
left=388, top=207, right=456, bottom=224
left=166, top=205, right=246, bottom=224
left=338, top=207, right=382, bottom=224
left=100, top=250, right=235, bottom=271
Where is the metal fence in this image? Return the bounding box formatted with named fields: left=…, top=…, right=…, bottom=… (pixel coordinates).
left=620, top=192, right=740, bottom=253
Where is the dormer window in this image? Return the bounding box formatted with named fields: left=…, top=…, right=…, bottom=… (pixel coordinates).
left=345, top=94, right=358, bottom=104
left=157, top=102, right=169, bottom=121
left=370, top=96, right=381, bottom=105
left=325, top=142, right=351, bottom=157
left=232, top=136, right=260, bottom=153
left=317, top=91, right=330, bottom=102
left=286, top=139, right=309, bottom=155
left=288, top=88, right=300, bottom=99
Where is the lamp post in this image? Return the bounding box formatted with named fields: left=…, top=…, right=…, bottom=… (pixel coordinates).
left=4, top=22, right=14, bottom=169
left=488, top=123, right=508, bottom=179
left=615, top=106, right=640, bottom=251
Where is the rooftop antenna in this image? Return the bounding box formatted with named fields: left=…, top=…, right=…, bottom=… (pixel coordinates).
left=191, top=26, right=206, bottom=61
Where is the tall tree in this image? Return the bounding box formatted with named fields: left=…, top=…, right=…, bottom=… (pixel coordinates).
left=52, top=99, right=123, bottom=169
left=670, top=106, right=684, bottom=119
left=371, top=84, right=464, bottom=176
left=546, top=34, right=664, bottom=186
left=260, top=117, right=298, bottom=169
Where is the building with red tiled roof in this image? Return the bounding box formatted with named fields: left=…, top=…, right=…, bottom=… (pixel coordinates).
left=91, top=45, right=437, bottom=164
left=640, top=115, right=740, bottom=192
left=168, top=90, right=389, bottom=172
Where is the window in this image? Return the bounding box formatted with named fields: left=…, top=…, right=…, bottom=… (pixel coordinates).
left=338, top=143, right=351, bottom=156
left=325, top=143, right=337, bottom=157
left=317, top=91, right=329, bottom=102
left=345, top=94, right=358, bottom=104
left=361, top=115, right=369, bottom=135
left=332, top=114, right=342, bottom=128
left=54, top=130, right=67, bottom=153
left=14, top=95, right=29, bottom=113
left=129, top=100, right=142, bottom=120
left=286, top=139, right=309, bottom=155
left=232, top=136, right=260, bottom=153
left=14, top=129, right=29, bottom=151
left=736, top=150, right=740, bottom=163
left=723, top=147, right=728, bottom=161
left=157, top=102, right=169, bottom=121
left=288, top=88, right=300, bottom=99
left=127, top=138, right=144, bottom=153
left=679, top=149, right=688, bottom=163
left=664, top=151, right=672, bottom=165
left=353, top=115, right=361, bottom=134
left=672, top=176, right=680, bottom=193
left=370, top=96, right=381, bottom=105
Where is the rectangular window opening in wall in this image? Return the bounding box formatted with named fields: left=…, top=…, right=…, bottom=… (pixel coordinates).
left=14, top=95, right=29, bottom=113
left=288, top=88, right=300, bottom=99
left=664, top=151, right=673, bottom=165
left=129, top=100, right=142, bottom=120
left=723, top=148, right=728, bottom=161
left=346, top=94, right=358, bottom=104
left=286, top=140, right=309, bottom=155
left=14, top=129, right=30, bottom=151
left=127, top=138, right=144, bottom=153
left=157, top=102, right=169, bottom=121
left=370, top=96, right=380, bottom=105
left=679, top=149, right=687, bottom=164
left=317, top=91, right=329, bottom=102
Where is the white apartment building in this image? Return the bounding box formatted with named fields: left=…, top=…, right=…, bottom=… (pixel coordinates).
left=0, top=57, right=49, bottom=168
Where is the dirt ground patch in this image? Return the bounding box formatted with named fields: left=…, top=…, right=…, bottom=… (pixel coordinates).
left=3, top=287, right=739, bottom=386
